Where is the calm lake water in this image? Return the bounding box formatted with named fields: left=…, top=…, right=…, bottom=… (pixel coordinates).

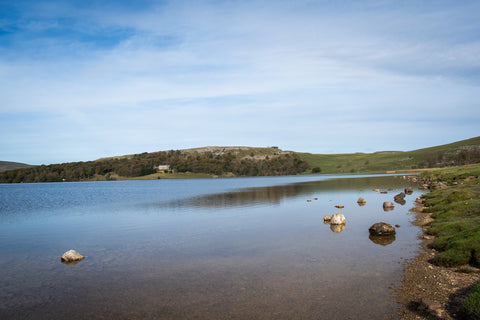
left=0, top=174, right=424, bottom=319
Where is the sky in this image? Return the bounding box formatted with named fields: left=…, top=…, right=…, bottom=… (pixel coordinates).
left=1, top=0, right=479, bottom=165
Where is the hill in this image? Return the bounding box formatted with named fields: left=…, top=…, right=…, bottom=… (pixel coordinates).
left=297, top=136, right=480, bottom=173
left=1, top=137, right=479, bottom=183
left=0, top=147, right=308, bottom=183
left=0, top=161, right=33, bottom=173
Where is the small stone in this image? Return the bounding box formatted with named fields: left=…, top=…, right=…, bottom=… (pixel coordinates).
left=383, top=202, right=395, bottom=211
left=323, top=215, right=332, bottom=222
left=61, top=250, right=85, bottom=263
left=334, top=204, right=344, bottom=209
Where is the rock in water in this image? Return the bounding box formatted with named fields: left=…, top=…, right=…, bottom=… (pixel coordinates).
left=369, top=222, right=396, bottom=236
left=61, top=250, right=85, bottom=263
left=323, top=215, right=332, bottom=223
left=404, top=187, right=413, bottom=195
left=357, top=197, right=366, bottom=205
left=394, top=192, right=406, bottom=203
left=330, top=213, right=346, bottom=225
left=383, top=202, right=395, bottom=211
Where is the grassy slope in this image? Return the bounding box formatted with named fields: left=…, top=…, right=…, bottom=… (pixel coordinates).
left=0, top=161, right=33, bottom=172
left=297, top=136, right=480, bottom=173
left=421, top=163, right=480, bottom=267
left=420, top=163, right=480, bottom=318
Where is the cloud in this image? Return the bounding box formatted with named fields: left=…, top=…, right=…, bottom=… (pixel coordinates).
left=0, top=0, right=479, bottom=164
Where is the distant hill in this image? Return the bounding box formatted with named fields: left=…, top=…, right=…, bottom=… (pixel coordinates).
left=0, top=147, right=308, bottom=183
left=0, top=161, right=33, bottom=173
left=297, top=136, right=480, bottom=173
left=1, top=137, right=479, bottom=183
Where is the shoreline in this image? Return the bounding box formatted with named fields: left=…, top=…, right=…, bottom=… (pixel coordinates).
left=396, top=196, right=480, bottom=319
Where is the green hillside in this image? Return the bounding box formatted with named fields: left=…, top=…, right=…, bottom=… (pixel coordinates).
left=0, top=161, right=33, bottom=172
left=0, top=147, right=308, bottom=183
left=1, top=137, right=479, bottom=183
left=297, top=136, right=480, bottom=173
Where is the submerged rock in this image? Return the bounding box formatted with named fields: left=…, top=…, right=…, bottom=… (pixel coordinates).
left=330, top=213, right=346, bottom=225
left=369, top=222, right=396, bottom=236
left=61, top=250, right=85, bottom=264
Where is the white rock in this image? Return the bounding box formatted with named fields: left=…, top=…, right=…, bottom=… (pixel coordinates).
left=330, top=213, right=346, bottom=225
left=61, top=250, right=85, bottom=262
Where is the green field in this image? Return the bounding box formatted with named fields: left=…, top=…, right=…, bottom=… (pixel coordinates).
left=297, top=136, right=480, bottom=173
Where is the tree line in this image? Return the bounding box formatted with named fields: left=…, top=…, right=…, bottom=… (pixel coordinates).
left=0, top=150, right=310, bottom=183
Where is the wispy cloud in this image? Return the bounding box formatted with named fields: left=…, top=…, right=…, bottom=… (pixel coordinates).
left=1, top=0, right=479, bottom=164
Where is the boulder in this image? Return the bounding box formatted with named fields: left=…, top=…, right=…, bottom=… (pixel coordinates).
left=369, top=222, right=396, bottom=236
left=61, top=250, right=85, bottom=263
left=383, top=202, right=395, bottom=211
left=330, top=213, right=346, bottom=225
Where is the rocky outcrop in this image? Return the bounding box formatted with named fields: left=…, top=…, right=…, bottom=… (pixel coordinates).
left=330, top=213, right=346, bottom=225
left=368, top=222, right=396, bottom=236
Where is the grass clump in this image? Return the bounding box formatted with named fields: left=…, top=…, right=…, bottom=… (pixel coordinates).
left=421, top=164, right=480, bottom=267
left=462, top=283, right=480, bottom=319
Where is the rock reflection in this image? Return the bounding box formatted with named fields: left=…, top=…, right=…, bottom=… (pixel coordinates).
left=156, top=174, right=420, bottom=210
left=61, top=260, right=83, bottom=266
left=330, top=224, right=345, bottom=233
left=368, top=235, right=396, bottom=246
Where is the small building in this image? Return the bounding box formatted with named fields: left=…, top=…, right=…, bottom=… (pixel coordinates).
left=155, top=165, right=171, bottom=172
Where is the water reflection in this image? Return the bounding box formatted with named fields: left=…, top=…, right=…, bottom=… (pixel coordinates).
left=157, top=175, right=417, bottom=210
left=369, top=235, right=396, bottom=246
left=330, top=224, right=345, bottom=233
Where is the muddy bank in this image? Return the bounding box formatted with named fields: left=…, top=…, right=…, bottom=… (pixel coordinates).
left=395, top=202, right=480, bottom=319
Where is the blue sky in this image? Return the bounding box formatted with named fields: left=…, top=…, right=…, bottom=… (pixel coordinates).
left=1, top=0, right=479, bottom=165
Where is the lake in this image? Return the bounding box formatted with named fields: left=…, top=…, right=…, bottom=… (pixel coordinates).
left=0, top=174, right=424, bottom=319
